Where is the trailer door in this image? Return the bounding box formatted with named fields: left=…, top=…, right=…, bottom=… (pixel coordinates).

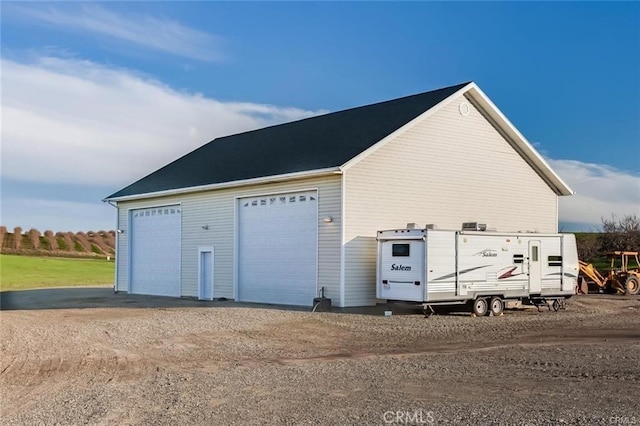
left=378, top=239, right=425, bottom=302
left=529, top=240, right=541, bottom=294
left=456, top=232, right=466, bottom=296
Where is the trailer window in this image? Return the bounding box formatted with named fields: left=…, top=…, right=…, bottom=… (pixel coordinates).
left=532, top=246, right=539, bottom=262
left=513, top=254, right=524, bottom=264
left=392, top=244, right=410, bottom=257
left=548, top=255, right=562, bottom=267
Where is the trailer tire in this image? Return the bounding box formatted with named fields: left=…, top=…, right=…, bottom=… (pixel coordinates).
left=490, top=297, right=503, bottom=316
left=625, top=276, right=640, bottom=295
left=472, top=298, right=489, bottom=317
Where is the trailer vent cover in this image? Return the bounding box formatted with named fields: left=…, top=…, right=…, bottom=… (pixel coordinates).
left=462, top=222, right=487, bottom=231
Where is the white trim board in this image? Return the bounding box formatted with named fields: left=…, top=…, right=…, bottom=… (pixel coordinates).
left=106, top=168, right=341, bottom=202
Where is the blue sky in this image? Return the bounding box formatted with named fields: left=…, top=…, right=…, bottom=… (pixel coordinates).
left=1, top=2, right=639, bottom=232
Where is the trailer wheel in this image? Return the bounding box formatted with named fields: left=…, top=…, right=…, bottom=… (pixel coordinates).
left=472, top=298, right=489, bottom=317
left=625, top=276, right=640, bottom=295
left=489, top=297, right=503, bottom=316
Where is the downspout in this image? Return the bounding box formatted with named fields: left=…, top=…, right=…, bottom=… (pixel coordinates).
left=339, top=171, right=346, bottom=308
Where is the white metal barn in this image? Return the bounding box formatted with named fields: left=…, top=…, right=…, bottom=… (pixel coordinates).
left=104, top=82, right=573, bottom=307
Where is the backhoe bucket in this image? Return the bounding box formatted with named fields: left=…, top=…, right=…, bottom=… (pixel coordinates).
left=576, top=277, right=589, bottom=295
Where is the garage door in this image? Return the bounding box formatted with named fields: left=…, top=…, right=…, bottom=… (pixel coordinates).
left=238, top=191, right=318, bottom=305
left=130, top=205, right=181, bottom=297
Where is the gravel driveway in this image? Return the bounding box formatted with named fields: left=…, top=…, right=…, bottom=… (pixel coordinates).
left=1, top=293, right=638, bottom=425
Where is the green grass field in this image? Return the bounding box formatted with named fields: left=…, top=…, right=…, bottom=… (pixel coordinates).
left=0, top=254, right=114, bottom=291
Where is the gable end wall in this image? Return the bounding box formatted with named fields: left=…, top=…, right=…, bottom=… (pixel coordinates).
left=343, top=93, right=558, bottom=306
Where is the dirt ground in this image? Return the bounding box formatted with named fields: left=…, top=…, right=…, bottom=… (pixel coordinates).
left=1, top=292, right=638, bottom=425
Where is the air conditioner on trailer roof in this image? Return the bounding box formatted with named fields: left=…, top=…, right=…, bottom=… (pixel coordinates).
left=462, top=222, right=487, bottom=231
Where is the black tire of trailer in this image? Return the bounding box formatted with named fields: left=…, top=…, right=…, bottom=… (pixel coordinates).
left=489, top=297, right=503, bottom=316
left=625, top=276, right=640, bottom=295
left=472, top=298, right=489, bottom=317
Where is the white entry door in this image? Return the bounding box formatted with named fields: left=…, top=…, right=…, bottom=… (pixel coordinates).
left=199, top=248, right=214, bottom=300
left=129, top=205, right=181, bottom=297
left=237, top=191, right=318, bottom=306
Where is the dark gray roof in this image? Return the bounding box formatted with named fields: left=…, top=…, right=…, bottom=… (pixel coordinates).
left=106, top=82, right=470, bottom=199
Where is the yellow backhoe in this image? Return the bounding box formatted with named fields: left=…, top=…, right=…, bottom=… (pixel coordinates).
left=578, top=251, right=640, bottom=295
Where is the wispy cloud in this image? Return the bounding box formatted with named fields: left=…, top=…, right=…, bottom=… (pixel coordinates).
left=1, top=55, right=323, bottom=189
left=3, top=54, right=636, bottom=232
left=15, top=4, right=221, bottom=61
left=549, top=159, right=640, bottom=228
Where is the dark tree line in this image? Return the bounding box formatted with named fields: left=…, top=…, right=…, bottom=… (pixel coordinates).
left=577, top=214, right=640, bottom=262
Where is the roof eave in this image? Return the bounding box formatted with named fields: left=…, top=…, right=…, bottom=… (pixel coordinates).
left=103, top=167, right=342, bottom=203
left=464, top=83, right=574, bottom=196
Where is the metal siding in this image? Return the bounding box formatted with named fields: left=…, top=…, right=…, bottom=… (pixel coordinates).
left=116, top=209, right=128, bottom=292
left=343, top=94, right=558, bottom=307
left=561, top=234, right=579, bottom=292
left=456, top=233, right=531, bottom=295
left=425, top=230, right=457, bottom=296
left=115, top=175, right=342, bottom=301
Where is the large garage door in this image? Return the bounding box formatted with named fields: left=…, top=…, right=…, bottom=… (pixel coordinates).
left=238, top=191, right=318, bottom=305
left=130, top=205, right=181, bottom=297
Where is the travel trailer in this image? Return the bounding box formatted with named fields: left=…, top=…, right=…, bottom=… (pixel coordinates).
left=376, top=224, right=579, bottom=316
